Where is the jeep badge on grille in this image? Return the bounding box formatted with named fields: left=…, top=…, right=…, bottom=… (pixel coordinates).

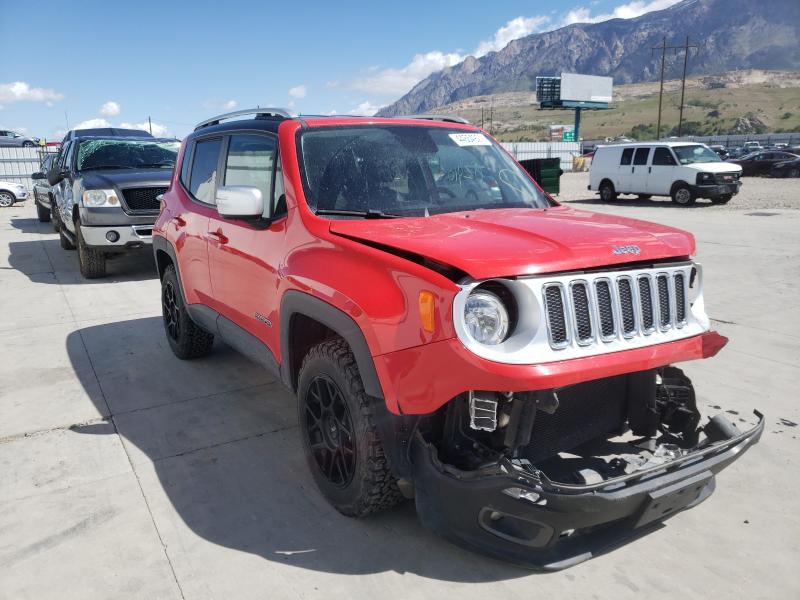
left=612, top=245, right=641, bottom=255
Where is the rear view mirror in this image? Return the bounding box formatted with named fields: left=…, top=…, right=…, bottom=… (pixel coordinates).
left=31, top=171, right=45, bottom=180
left=216, top=186, right=264, bottom=220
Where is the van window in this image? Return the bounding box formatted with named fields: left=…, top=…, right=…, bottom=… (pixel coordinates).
left=620, top=148, right=634, bottom=165
left=633, top=147, right=650, bottom=166
left=652, top=147, right=676, bottom=166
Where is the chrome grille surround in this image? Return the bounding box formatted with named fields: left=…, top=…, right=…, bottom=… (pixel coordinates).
left=452, top=261, right=708, bottom=366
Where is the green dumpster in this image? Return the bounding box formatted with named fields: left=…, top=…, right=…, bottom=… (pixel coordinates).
left=518, top=158, right=562, bottom=195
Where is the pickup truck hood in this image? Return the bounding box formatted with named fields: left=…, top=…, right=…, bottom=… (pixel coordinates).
left=329, top=206, right=695, bottom=280
left=78, top=168, right=172, bottom=189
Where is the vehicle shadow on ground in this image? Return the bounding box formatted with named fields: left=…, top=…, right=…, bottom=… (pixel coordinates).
left=64, top=317, right=535, bottom=582
left=6, top=237, right=157, bottom=283
left=559, top=196, right=712, bottom=209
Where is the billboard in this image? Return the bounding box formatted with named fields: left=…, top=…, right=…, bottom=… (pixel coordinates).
left=560, top=73, right=613, bottom=103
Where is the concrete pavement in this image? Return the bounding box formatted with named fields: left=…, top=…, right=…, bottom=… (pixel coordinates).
left=0, top=194, right=798, bottom=599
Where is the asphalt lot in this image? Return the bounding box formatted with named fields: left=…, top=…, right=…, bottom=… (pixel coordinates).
left=1, top=176, right=798, bottom=599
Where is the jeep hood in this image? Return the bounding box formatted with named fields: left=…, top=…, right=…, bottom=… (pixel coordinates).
left=329, top=206, right=695, bottom=280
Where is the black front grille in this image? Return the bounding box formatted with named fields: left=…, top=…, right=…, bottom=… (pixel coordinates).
left=638, top=276, right=655, bottom=331
left=544, top=285, right=568, bottom=345
left=571, top=283, right=593, bottom=342
left=121, top=187, right=167, bottom=213
left=617, top=278, right=636, bottom=335
left=715, top=172, right=738, bottom=184
left=595, top=280, right=615, bottom=338
left=674, top=273, right=686, bottom=323
left=656, top=274, right=671, bottom=328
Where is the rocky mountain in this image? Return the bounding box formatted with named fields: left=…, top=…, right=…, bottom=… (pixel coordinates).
left=377, top=0, right=800, bottom=117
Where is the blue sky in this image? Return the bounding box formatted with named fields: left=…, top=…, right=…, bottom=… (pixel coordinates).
left=0, top=0, right=678, bottom=140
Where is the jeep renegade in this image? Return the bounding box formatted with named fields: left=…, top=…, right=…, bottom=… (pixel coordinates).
left=153, top=108, right=762, bottom=568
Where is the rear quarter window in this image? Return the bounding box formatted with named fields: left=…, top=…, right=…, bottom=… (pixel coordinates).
left=620, top=148, right=634, bottom=165
left=189, top=138, right=223, bottom=204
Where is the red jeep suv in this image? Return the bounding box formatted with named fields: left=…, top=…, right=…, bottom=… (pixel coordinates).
left=153, top=108, right=762, bottom=568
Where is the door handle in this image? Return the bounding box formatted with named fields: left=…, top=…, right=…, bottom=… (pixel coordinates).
left=208, top=230, right=229, bottom=245
left=631, top=167, right=635, bottom=173
left=648, top=166, right=652, bottom=173
left=172, top=216, right=186, bottom=227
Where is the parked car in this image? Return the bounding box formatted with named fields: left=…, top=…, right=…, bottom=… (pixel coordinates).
left=153, top=108, right=761, bottom=568
left=726, top=146, right=748, bottom=160
left=60, top=127, right=153, bottom=144
left=47, top=131, right=179, bottom=278
left=728, top=151, right=800, bottom=176
left=742, top=141, right=763, bottom=152
left=0, top=129, right=39, bottom=148
left=770, top=156, right=800, bottom=178
left=589, top=142, right=742, bottom=205
left=709, top=144, right=728, bottom=159
left=31, top=154, right=57, bottom=223
left=0, top=179, right=29, bottom=207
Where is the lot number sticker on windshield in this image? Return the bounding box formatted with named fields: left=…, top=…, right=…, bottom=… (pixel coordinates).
left=449, top=133, right=492, bottom=147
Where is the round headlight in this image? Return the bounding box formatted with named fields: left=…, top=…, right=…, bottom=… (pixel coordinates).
left=464, top=291, right=509, bottom=345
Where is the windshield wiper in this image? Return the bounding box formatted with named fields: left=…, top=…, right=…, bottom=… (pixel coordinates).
left=138, top=162, right=175, bottom=168
left=315, top=208, right=400, bottom=219
left=80, top=165, right=137, bottom=171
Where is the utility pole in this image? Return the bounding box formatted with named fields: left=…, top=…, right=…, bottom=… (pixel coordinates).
left=148, top=116, right=153, bottom=135
left=652, top=37, right=667, bottom=140
left=489, top=97, right=494, bottom=135
left=676, top=36, right=699, bottom=137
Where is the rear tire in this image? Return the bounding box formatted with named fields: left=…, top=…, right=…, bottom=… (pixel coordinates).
left=599, top=180, right=617, bottom=202
left=671, top=183, right=695, bottom=206
left=161, top=264, right=215, bottom=359
left=298, top=339, right=403, bottom=517
left=790, top=168, right=800, bottom=178
left=0, top=191, right=14, bottom=208
left=36, top=201, right=51, bottom=222
left=76, top=221, right=106, bottom=278
left=711, top=194, right=732, bottom=205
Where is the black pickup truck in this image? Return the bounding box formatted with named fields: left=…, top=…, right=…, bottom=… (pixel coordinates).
left=47, top=128, right=179, bottom=278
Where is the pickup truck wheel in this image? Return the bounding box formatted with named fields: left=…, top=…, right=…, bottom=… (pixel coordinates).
left=671, top=184, right=695, bottom=206
left=36, top=200, right=51, bottom=222
left=76, top=222, right=106, bottom=278
left=161, top=265, right=214, bottom=359
left=599, top=180, right=617, bottom=202
left=298, top=339, right=403, bottom=517
left=59, top=225, right=75, bottom=250
left=51, top=199, right=61, bottom=232
left=0, top=192, right=14, bottom=208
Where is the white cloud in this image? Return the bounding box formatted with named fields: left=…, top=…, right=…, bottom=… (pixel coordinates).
left=474, top=16, right=550, bottom=57
left=349, top=101, right=384, bottom=116
left=99, top=101, right=121, bottom=117
left=202, top=99, right=238, bottom=111
left=353, top=51, right=464, bottom=96
left=288, top=85, right=307, bottom=99
left=222, top=99, right=237, bottom=110
left=560, top=0, right=680, bottom=26
left=73, top=118, right=113, bottom=130
left=120, top=121, right=169, bottom=137
left=0, top=81, right=63, bottom=105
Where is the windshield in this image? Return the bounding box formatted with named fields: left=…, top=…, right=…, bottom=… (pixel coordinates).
left=673, top=145, right=722, bottom=165
left=299, top=126, right=549, bottom=217
left=76, top=139, right=179, bottom=171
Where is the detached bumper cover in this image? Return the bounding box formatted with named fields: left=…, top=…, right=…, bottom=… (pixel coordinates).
left=412, top=412, right=763, bottom=570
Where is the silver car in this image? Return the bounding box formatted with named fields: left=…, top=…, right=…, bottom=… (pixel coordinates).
left=0, top=129, right=39, bottom=148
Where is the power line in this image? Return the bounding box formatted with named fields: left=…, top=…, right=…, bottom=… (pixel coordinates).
left=651, top=36, right=700, bottom=139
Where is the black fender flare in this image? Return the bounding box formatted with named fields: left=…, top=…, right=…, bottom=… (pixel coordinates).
left=152, top=235, right=188, bottom=302
left=280, top=290, right=384, bottom=400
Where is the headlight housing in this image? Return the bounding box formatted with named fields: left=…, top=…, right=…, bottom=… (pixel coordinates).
left=464, top=290, right=510, bottom=345
left=696, top=172, right=714, bottom=185
left=82, top=189, right=120, bottom=207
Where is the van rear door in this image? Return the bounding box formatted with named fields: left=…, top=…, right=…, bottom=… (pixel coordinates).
left=617, top=147, right=634, bottom=191
left=630, top=147, right=651, bottom=194
left=647, top=147, right=677, bottom=195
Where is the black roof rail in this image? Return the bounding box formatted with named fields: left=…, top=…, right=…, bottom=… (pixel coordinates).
left=194, top=107, right=292, bottom=131
left=402, top=114, right=471, bottom=125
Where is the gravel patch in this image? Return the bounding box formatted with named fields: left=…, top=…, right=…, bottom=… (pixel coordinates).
left=554, top=171, right=800, bottom=211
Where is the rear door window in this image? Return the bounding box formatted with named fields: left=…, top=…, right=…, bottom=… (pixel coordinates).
left=620, top=148, right=634, bottom=165
left=633, top=148, right=650, bottom=166
left=223, top=134, right=276, bottom=216
left=189, top=138, right=223, bottom=204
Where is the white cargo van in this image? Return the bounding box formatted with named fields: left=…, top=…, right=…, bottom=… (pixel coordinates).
left=589, top=142, right=742, bottom=205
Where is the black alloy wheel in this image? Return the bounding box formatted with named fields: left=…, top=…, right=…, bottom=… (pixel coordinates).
left=303, top=375, right=356, bottom=488
left=162, top=279, right=181, bottom=342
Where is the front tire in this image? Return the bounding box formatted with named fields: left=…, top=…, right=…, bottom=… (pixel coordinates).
left=51, top=198, right=61, bottom=232
left=671, top=183, right=695, bottom=206
left=0, top=191, right=14, bottom=208
left=36, top=201, right=51, bottom=222
left=599, top=180, right=617, bottom=202
left=298, top=339, right=403, bottom=517
left=161, top=264, right=214, bottom=359
left=76, top=221, right=106, bottom=279
left=59, top=225, right=75, bottom=250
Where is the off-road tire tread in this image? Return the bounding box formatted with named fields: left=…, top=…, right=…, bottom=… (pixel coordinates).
left=77, top=222, right=106, bottom=278
left=162, top=264, right=215, bottom=359
left=299, top=339, right=403, bottom=517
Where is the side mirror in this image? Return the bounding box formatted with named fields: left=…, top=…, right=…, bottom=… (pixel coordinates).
left=216, top=186, right=265, bottom=220
left=31, top=171, right=45, bottom=180
left=47, top=170, right=68, bottom=186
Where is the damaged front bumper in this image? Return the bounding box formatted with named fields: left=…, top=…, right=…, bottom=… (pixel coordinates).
left=411, top=411, right=763, bottom=570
